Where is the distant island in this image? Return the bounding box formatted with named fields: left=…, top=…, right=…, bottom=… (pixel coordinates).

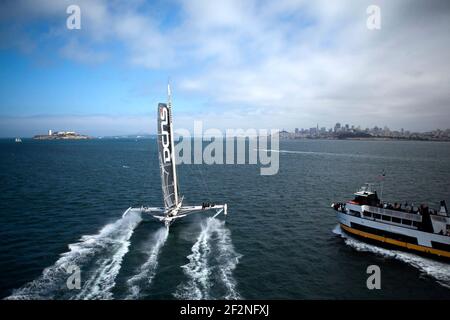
left=33, top=129, right=91, bottom=140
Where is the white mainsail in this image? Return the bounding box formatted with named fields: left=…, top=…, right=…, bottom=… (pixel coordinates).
left=125, top=82, right=227, bottom=229
left=157, top=85, right=180, bottom=210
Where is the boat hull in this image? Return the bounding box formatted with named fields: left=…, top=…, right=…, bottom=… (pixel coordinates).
left=337, top=211, right=450, bottom=260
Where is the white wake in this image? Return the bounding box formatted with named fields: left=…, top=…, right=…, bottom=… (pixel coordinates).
left=257, top=148, right=431, bottom=162
left=6, top=211, right=142, bottom=300
left=174, top=218, right=242, bottom=300
left=333, top=225, right=450, bottom=289
left=125, top=227, right=169, bottom=299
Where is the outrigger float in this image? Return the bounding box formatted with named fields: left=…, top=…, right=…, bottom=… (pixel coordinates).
left=332, top=183, right=450, bottom=259
left=123, top=84, right=227, bottom=229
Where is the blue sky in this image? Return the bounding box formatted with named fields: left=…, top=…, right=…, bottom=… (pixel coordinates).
left=1, top=0, right=450, bottom=136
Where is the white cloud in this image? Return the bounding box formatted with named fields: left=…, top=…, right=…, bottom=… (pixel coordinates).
left=173, top=0, right=450, bottom=131
left=1, top=0, right=450, bottom=132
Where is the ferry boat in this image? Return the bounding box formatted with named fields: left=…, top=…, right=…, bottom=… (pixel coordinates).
left=332, top=183, right=450, bottom=260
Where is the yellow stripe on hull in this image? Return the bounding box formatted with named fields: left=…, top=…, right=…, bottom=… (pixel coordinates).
left=340, top=224, right=450, bottom=259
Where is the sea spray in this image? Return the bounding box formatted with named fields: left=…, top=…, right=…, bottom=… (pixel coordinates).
left=74, top=213, right=140, bottom=300
left=125, top=227, right=169, bottom=299
left=175, top=219, right=213, bottom=300
left=174, top=218, right=242, bottom=300
left=215, top=221, right=242, bottom=300
left=333, top=224, right=450, bottom=289
left=6, top=211, right=142, bottom=300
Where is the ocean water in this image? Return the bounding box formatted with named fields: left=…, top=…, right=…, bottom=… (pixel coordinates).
left=0, top=138, right=449, bottom=299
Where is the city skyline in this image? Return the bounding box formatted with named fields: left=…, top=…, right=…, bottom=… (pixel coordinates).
left=1, top=1, right=450, bottom=136
left=282, top=122, right=450, bottom=141
left=291, top=122, right=450, bottom=134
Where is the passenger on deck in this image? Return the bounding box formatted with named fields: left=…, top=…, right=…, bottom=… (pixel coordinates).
left=204, top=202, right=210, bottom=208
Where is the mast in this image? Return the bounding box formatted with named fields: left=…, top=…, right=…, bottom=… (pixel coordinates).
left=167, top=82, right=179, bottom=206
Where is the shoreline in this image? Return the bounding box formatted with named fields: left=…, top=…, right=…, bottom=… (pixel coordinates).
left=280, top=137, right=450, bottom=142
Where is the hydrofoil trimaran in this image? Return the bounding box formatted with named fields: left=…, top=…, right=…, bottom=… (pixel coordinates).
left=123, top=84, right=228, bottom=229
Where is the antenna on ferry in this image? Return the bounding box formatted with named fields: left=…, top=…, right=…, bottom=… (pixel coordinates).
left=378, top=169, right=386, bottom=202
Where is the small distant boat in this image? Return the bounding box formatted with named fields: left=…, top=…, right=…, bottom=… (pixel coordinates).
left=332, top=183, right=450, bottom=259
left=122, top=83, right=228, bottom=229
left=15, top=138, right=22, bottom=143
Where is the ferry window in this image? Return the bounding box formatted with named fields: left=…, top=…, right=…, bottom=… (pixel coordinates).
left=354, top=196, right=366, bottom=204
left=382, top=215, right=391, bottom=221
left=373, top=214, right=381, bottom=219
left=402, top=219, right=412, bottom=226
left=363, top=211, right=372, bottom=217
left=412, top=221, right=419, bottom=227
left=392, top=217, right=401, bottom=223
